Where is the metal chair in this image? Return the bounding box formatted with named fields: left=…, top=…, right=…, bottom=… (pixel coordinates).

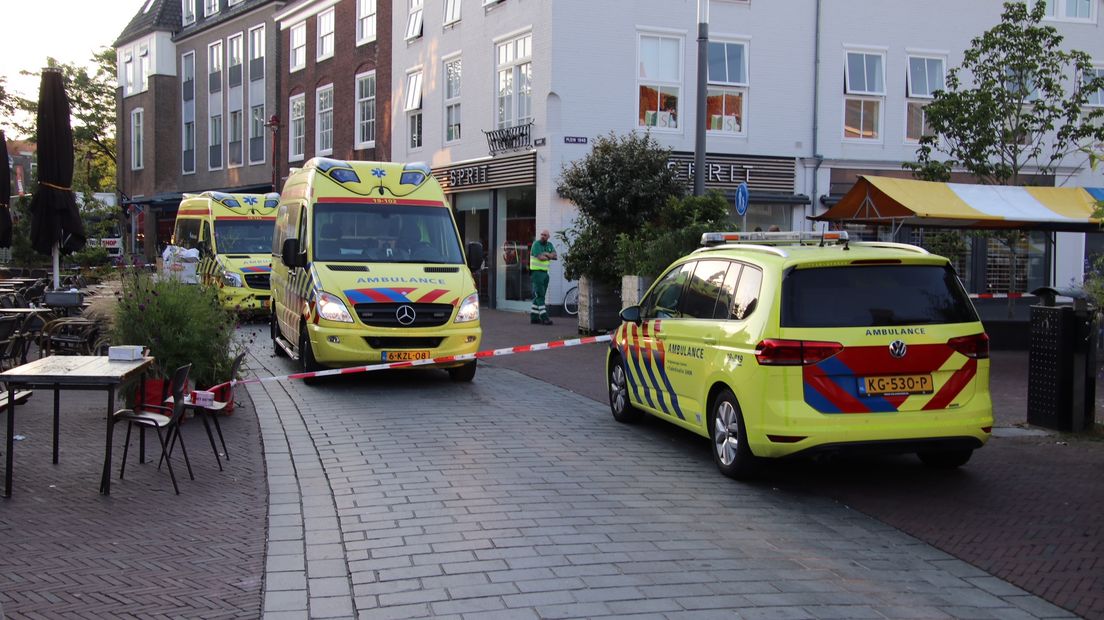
left=166, top=352, right=244, bottom=471
left=114, top=364, right=194, bottom=495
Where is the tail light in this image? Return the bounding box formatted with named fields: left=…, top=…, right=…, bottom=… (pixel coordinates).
left=755, top=339, right=843, bottom=366
left=948, top=333, right=989, bottom=359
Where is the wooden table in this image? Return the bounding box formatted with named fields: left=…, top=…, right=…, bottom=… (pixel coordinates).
left=1, top=355, right=154, bottom=496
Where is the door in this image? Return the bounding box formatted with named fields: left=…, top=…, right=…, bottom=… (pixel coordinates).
left=495, top=186, right=535, bottom=312
left=455, top=191, right=491, bottom=305
left=633, top=262, right=693, bottom=419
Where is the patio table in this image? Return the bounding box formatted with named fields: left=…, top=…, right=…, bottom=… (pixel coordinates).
left=1, top=355, right=153, bottom=496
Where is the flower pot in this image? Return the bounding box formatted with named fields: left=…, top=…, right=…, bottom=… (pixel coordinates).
left=577, top=276, right=622, bottom=335
left=621, top=275, right=654, bottom=310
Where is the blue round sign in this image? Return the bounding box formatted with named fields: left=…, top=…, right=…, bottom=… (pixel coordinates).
left=735, top=182, right=749, bottom=217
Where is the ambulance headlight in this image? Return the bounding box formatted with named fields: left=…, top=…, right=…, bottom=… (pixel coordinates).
left=454, top=293, right=480, bottom=323
left=317, top=291, right=354, bottom=323
left=222, top=271, right=243, bottom=287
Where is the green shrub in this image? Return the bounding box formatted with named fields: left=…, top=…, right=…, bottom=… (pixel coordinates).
left=69, top=245, right=111, bottom=269
left=615, top=191, right=731, bottom=279
left=112, top=271, right=238, bottom=387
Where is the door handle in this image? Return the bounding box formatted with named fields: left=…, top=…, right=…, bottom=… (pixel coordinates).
left=655, top=332, right=667, bottom=341
left=703, top=336, right=717, bottom=345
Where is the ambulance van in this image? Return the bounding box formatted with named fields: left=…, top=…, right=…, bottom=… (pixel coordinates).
left=172, top=191, right=280, bottom=313
left=270, top=158, right=484, bottom=382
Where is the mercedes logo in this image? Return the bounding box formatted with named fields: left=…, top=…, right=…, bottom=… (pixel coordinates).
left=395, top=305, right=417, bottom=326
left=888, top=339, right=907, bottom=359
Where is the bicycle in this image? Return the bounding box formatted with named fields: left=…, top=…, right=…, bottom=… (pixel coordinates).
left=563, top=285, right=579, bottom=316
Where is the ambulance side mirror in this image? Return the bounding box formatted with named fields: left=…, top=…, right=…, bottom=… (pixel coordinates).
left=282, top=238, right=305, bottom=268
left=466, top=242, right=485, bottom=272
left=620, top=305, right=642, bottom=325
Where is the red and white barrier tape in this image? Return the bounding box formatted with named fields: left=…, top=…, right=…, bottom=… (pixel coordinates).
left=969, top=293, right=1033, bottom=299
left=226, top=333, right=613, bottom=388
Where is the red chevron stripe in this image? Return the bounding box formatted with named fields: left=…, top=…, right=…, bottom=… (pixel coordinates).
left=923, top=358, right=978, bottom=410
left=416, top=288, right=448, bottom=302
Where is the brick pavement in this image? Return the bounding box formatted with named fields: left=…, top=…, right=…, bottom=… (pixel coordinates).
left=245, top=323, right=1074, bottom=620
left=0, top=374, right=267, bottom=618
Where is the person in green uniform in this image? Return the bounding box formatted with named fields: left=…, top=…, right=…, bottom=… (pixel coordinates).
left=530, top=229, right=557, bottom=325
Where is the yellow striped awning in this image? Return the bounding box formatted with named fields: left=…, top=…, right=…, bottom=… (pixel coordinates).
left=815, top=176, right=1104, bottom=232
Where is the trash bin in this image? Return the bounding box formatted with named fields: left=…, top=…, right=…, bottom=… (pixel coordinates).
left=1027, top=287, right=1097, bottom=432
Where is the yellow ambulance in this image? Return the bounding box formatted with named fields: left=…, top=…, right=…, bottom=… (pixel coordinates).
left=270, top=158, right=483, bottom=382
left=172, top=191, right=279, bottom=313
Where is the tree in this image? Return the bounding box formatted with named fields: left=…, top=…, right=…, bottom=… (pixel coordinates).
left=0, top=77, right=16, bottom=133
left=556, top=131, right=686, bottom=286
left=907, top=1, right=1104, bottom=186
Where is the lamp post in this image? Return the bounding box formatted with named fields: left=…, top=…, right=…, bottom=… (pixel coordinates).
left=264, top=114, right=280, bottom=192
left=693, top=0, right=709, bottom=197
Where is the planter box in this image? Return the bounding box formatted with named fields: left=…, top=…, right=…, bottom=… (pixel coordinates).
left=621, top=275, right=654, bottom=310
left=577, top=276, right=622, bottom=335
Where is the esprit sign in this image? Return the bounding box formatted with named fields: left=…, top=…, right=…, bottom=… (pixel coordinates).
left=666, top=160, right=751, bottom=185
left=448, top=165, right=489, bottom=187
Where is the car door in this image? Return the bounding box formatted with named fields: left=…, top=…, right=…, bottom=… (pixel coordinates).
left=633, top=262, right=693, bottom=419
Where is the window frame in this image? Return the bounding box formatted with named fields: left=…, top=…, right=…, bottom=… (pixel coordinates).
left=705, top=38, right=749, bottom=137
left=204, top=0, right=219, bottom=17
left=182, top=120, right=196, bottom=175
left=842, top=96, right=883, bottom=143
left=208, top=40, right=223, bottom=75
left=444, top=56, right=462, bottom=143
left=444, top=0, right=462, bottom=26
left=228, top=108, right=244, bottom=168
left=405, top=69, right=424, bottom=151
left=1084, top=65, right=1104, bottom=107
left=406, top=0, right=424, bottom=42
left=844, top=49, right=886, bottom=96
left=636, top=31, right=683, bottom=132
left=495, top=32, right=533, bottom=130
left=249, top=104, right=266, bottom=165
left=249, top=24, right=265, bottom=62
left=316, top=84, right=334, bottom=156
left=1041, top=0, right=1097, bottom=23
left=138, top=44, right=150, bottom=92
left=354, top=70, right=377, bottom=149
left=904, top=53, right=946, bottom=143
left=182, top=0, right=196, bottom=25
left=130, top=108, right=144, bottom=171
left=317, top=8, right=335, bottom=61
left=290, top=22, right=307, bottom=72
left=227, top=32, right=244, bottom=69
left=123, top=52, right=134, bottom=96
left=843, top=48, right=886, bottom=143
left=289, top=93, right=306, bottom=162
left=209, top=113, right=224, bottom=171
left=356, top=0, right=377, bottom=45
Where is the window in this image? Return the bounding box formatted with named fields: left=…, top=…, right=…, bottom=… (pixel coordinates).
left=316, top=85, right=334, bottom=155
left=138, top=45, right=150, bottom=92
left=317, top=8, right=335, bottom=60
left=444, top=0, right=462, bottom=25
left=1042, top=0, right=1096, bottom=22
left=183, top=0, right=195, bottom=25
left=249, top=26, right=265, bottom=61
left=204, top=0, right=218, bottom=17
left=228, top=109, right=243, bottom=166
left=289, top=94, right=305, bottom=161
left=405, top=71, right=424, bottom=149
left=406, top=0, right=424, bottom=41
left=182, top=51, right=195, bottom=98
left=229, top=0, right=243, bottom=5
left=443, top=58, right=462, bottom=142
left=638, top=33, right=681, bottom=129
left=357, top=0, right=377, bottom=45
left=209, top=40, right=223, bottom=81
left=844, top=50, right=885, bottom=141
left=642, top=263, right=692, bottom=320
left=228, top=33, right=243, bottom=68
left=250, top=104, right=266, bottom=164
left=906, top=55, right=945, bottom=142
left=355, top=71, right=376, bottom=148
left=209, top=113, right=223, bottom=170
left=290, top=22, right=306, bottom=71
left=706, top=40, right=748, bottom=135
left=123, top=52, right=134, bottom=95
left=130, top=109, right=144, bottom=171
left=681, top=260, right=730, bottom=319
left=1087, top=67, right=1104, bottom=107
left=183, top=120, right=195, bottom=174
left=496, top=33, right=532, bottom=129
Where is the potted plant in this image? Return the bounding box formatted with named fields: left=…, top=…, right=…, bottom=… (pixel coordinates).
left=557, top=131, right=686, bottom=333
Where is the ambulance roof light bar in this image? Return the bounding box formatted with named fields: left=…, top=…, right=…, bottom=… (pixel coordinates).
left=700, top=231, right=849, bottom=247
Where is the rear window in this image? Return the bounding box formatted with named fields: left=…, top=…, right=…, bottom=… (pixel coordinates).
left=781, top=264, right=978, bottom=328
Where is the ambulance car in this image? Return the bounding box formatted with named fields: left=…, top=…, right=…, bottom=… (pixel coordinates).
left=172, top=191, right=279, bottom=313
left=270, top=158, right=483, bottom=382
left=607, top=231, right=993, bottom=479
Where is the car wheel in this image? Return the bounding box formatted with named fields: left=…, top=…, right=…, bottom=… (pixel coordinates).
left=608, top=356, right=643, bottom=423
left=272, top=311, right=287, bottom=358
left=709, top=389, right=758, bottom=480
left=917, top=448, right=973, bottom=469
left=448, top=360, right=477, bottom=382
left=298, top=324, right=322, bottom=384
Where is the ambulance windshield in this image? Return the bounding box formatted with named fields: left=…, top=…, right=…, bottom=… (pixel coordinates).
left=214, top=220, right=275, bottom=254
left=312, top=202, right=464, bottom=264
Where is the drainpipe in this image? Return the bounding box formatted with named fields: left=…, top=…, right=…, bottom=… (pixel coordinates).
left=809, top=0, right=824, bottom=230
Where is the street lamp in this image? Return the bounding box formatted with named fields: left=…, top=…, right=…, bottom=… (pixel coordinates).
left=264, top=114, right=280, bottom=192
left=694, top=0, right=709, bottom=197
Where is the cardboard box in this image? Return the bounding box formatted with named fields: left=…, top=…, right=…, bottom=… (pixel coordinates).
left=108, top=345, right=146, bottom=361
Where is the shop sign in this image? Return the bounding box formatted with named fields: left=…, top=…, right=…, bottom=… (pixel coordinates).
left=448, top=164, right=490, bottom=187
left=667, top=160, right=751, bottom=185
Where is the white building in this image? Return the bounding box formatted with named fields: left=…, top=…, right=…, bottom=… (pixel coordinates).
left=391, top=0, right=1104, bottom=313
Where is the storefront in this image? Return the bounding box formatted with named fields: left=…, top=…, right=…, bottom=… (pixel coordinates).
left=433, top=151, right=537, bottom=311
left=666, top=151, right=808, bottom=230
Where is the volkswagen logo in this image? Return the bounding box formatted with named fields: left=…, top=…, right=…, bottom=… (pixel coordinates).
left=395, top=305, right=417, bottom=326
left=889, top=339, right=908, bottom=359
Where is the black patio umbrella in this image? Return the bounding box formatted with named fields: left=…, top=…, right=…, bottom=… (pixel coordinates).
left=28, top=68, right=85, bottom=277
left=0, top=130, right=12, bottom=250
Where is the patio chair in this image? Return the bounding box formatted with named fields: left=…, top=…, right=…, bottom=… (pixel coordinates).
left=114, top=364, right=194, bottom=495
left=169, top=352, right=244, bottom=471
left=41, top=318, right=99, bottom=356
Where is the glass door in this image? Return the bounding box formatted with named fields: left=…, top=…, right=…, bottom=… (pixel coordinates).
left=454, top=191, right=492, bottom=305
left=495, top=186, right=536, bottom=312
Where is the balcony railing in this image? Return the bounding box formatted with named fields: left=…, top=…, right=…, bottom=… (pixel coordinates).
left=483, top=121, right=533, bottom=156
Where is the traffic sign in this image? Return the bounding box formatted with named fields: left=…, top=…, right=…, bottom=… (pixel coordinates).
left=735, top=182, right=749, bottom=217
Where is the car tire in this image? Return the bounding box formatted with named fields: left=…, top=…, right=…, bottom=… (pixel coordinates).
left=709, top=389, right=758, bottom=480
left=917, top=448, right=973, bottom=469
left=608, top=356, right=643, bottom=423
left=299, top=324, right=322, bottom=385
left=272, top=311, right=287, bottom=358
left=448, top=360, right=477, bottom=382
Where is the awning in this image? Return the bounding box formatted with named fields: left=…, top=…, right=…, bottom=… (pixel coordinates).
left=812, top=175, right=1103, bottom=232
left=1087, top=187, right=1104, bottom=203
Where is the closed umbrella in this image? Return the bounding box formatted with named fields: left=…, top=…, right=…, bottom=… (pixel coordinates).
left=0, top=130, right=12, bottom=254
left=28, top=68, right=85, bottom=289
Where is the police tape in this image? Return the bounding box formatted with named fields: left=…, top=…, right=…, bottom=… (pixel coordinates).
left=227, top=333, right=614, bottom=387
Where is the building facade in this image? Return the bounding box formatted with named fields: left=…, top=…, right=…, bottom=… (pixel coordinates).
left=275, top=0, right=393, bottom=181
left=390, top=0, right=1104, bottom=312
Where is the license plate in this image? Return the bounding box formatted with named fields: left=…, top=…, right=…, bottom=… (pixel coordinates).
left=383, top=350, right=431, bottom=362
left=860, top=374, right=934, bottom=396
